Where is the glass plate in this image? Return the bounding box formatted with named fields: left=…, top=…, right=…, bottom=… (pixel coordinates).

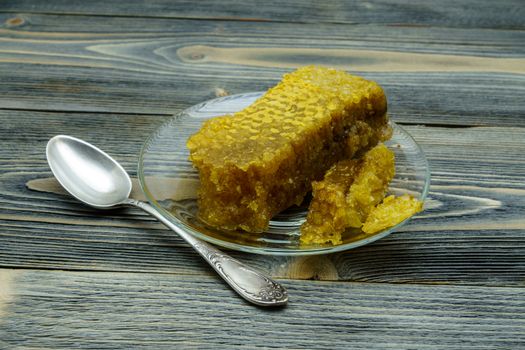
left=138, top=92, right=430, bottom=256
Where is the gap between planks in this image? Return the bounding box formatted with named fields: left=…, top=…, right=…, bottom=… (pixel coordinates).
left=0, top=10, right=286, bottom=24
left=0, top=107, right=170, bottom=117
left=2, top=0, right=525, bottom=29
left=0, top=108, right=497, bottom=130
left=0, top=266, right=523, bottom=289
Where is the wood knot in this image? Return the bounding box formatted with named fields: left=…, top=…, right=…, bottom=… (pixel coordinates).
left=177, top=45, right=215, bottom=64
left=5, top=17, right=25, bottom=27
left=284, top=256, right=339, bottom=281
left=189, top=52, right=205, bottom=60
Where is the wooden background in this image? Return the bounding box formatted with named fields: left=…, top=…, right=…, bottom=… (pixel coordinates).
left=1, top=1, right=524, bottom=348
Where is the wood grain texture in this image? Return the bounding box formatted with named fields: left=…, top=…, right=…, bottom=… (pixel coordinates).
left=0, top=13, right=523, bottom=126
left=3, top=0, right=525, bottom=29
left=1, top=1, right=524, bottom=348
left=177, top=45, right=525, bottom=74
left=1, top=109, right=524, bottom=286
left=0, top=270, right=15, bottom=322
left=26, top=177, right=200, bottom=202
left=1, top=269, right=524, bottom=349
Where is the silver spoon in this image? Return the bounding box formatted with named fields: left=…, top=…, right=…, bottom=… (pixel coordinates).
left=46, top=135, right=288, bottom=307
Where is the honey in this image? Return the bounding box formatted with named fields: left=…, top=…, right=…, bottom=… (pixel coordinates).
left=301, top=143, right=395, bottom=245
left=362, top=195, right=423, bottom=234
left=187, top=66, right=390, bottom=232
left=299, top=159, right=360, bottom=245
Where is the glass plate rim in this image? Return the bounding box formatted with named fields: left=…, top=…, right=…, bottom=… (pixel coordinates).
left=137, top=92, right=431, bottom=256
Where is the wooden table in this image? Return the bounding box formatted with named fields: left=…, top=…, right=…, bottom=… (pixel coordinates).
left=1, top=1, right=524, bottom=348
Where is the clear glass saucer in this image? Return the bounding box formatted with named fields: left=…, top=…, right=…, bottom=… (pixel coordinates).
left=138, top=92, right=430, bottom=255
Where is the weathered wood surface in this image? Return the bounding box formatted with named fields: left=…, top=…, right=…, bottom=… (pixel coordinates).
left=1, top=0, right=524, bottom=348
left=1, top=269, right=524, bottom=349
left=0, top=13, right=524, bottom=126
left=1, top=110, right=524, bottom=286
left=3, top=0, right=524, bottom=29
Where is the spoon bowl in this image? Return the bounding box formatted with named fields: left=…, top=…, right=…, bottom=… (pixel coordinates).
left=46, top=135, right=287, bottom=307
left=46, top=135, right=131, bottom=208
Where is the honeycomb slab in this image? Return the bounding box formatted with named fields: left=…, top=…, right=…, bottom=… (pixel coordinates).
left=187, top=66, right=391, bottom=232
left=301, top=143, right=395, bottom=245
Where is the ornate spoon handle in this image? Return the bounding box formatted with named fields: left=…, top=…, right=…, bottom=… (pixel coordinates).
left=126, top=199, right=288, bottom=307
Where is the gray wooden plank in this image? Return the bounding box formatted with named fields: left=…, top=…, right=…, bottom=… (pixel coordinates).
left=2, top=0, right=524, bottom=29
left=0, top=13, right=523, bottom=126
left=3, top=12, right=524, bottom=56
left=0, top=109, right=524, bottom=286
left=1, top=269, right=524, bottom=349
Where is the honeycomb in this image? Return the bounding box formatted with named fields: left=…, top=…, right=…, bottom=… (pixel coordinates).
left=301, top=143, right=395, bottom=245
left=187, top=66, right=390, bottom=232
left=345, top=143, right=395, bottom=227
left=299, top=159, right=361, bottom=245
left=362, top=194, right=423, bottom=234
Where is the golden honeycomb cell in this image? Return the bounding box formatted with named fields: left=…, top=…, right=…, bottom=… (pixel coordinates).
left=362, top=194, right=423, bottom=234
left=301, top=143, right=395, bottom=245
left=187, top=66, right=391, bottom=232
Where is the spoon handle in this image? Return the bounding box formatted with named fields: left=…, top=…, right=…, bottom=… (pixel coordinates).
left=125, top=199, right=288, bottom=307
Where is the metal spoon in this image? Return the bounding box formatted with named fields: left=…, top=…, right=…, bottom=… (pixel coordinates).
left=46, top=135, right=288, bottom=307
